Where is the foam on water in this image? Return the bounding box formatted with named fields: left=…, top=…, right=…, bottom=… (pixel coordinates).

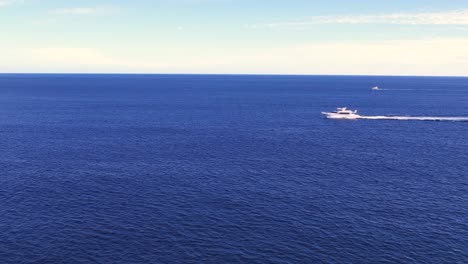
left=358, top=115, right=468, bottom=122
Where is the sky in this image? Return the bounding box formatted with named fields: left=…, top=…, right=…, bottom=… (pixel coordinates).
left=1, top=0, right=468, bottom=76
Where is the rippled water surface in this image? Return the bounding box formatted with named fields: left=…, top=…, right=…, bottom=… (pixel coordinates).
left=1, top=74, right=467, bottom=263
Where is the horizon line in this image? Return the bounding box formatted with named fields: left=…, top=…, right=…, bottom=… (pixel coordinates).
left=0, top=72, right=467, bottom=78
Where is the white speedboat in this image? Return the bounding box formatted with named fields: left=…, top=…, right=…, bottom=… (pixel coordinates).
left=321, top=107, right=361, bottom=119
left=371, top=86, right=380, bottom=90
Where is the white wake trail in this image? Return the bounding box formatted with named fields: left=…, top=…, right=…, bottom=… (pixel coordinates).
left=358, top=115, right=468, bottom=122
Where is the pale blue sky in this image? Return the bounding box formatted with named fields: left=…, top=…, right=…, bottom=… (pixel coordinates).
left=1, top=0, right=468, bottom=75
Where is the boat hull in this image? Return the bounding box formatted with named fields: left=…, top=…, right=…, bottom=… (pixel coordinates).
left=321, top=112, right=361, bottom=119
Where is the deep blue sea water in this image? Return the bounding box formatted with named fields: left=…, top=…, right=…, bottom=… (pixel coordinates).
left=1, top=74, right=467, bottom=263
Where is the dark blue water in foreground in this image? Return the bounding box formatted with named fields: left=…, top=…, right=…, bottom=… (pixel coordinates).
left=1, top=74, right=467, bottom=263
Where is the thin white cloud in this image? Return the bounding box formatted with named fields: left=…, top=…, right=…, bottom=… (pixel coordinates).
left=23, top=47, right=167, bottom=72
left=49, top=6, right=118, bottom=15
left=157, top=38, right=468, bottom=76
left=30, top=47, right=116, bottom=66
left=255, top=9, right=468, bottom=28
left=0, top=0, right=20, bottom=6
left=2, top=38, right=468, bottom=76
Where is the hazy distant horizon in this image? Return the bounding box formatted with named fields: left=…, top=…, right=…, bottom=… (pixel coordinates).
left=1, top=72, right=467, bottom=78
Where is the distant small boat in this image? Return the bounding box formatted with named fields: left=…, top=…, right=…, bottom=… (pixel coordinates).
left=371, top=86, right=380, bottom=91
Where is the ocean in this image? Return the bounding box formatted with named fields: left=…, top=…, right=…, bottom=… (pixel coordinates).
left=1, top=74, right=467, bottom=263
